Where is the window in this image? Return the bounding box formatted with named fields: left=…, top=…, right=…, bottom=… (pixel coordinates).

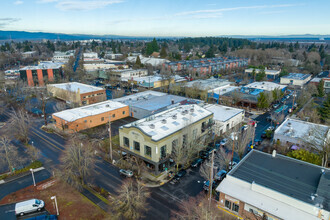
left=201, top=122, right=206, bottom=133
left=172, top=139, right=178, bottom=149
left=112, top=114, right=115, bottom=118
left=145, top=145, right=152, bottom=157
left=101, top=117, right=104, bottom=121
left=232, top=203, right=239, bottom=212
left=182, top=134, right=187, bottom=147
left=123, top=111, right=125, bottom=115
left=160, top=145, right=166, bottom=159
left=225, top=200, right=231, bottom=209
left=64, top=124, right=68, bottom=129
left=83, top=96, right=86, bottom=99
left=84, top=120, right=87, bottom=123
left=193, top=129, right=197, bottom=139
left=134, top=141, right=140, bottom=151
left=123, top=137, right=129, bottom=147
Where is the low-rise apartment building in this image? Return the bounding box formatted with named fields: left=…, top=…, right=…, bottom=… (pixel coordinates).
left=20, top=62, right=63, bottom=86
left=52, top=100, right=128, bottom=132
left=119, top=104, right=213, bottom=173
left=203, top=104, right=244, bottom=134
left=109, top=69, right=148, bottom=81
left=280, top=73, right=311, bottom=87
left=216, top=150, right=330, bottom=220
left=47, top=82, right=106, bottom=106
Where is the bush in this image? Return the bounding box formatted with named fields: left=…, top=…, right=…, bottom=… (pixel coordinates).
left=287, top=149, right=322, bottom=166
left=0, top=160, right=42, bottom=180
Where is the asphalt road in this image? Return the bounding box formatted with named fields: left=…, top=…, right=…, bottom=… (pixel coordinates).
left=0, top=169, right=51, bottom=220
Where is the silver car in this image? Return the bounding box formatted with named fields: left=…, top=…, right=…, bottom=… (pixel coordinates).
left=119, top=169, right=133, bottom=177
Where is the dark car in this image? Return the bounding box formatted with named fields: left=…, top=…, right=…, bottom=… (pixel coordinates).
left=203, top=180, right=217, bottom=191
left=174, top=169, right=187, bottom=181
left=25, top=215, right=58, bottom=220
left=199, top=150, right=209, bottom=159
left=191, top=158, right=203, bottom=168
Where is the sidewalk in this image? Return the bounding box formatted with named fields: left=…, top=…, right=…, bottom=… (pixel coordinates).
left=140, top=171, right=171, bottom=187
left=0, top=167, right=45, bottom=185
left=81, top=187, right=110, bottom=212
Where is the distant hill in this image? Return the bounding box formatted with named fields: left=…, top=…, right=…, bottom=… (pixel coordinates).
left=0, top=30, right=147, bottom=41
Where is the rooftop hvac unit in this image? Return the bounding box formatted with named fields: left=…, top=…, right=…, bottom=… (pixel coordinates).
left=162, top=119, right=167, bottom=124
left=149, top=124, right=155, bottom=129
left=172, top=114, right=177, bottom=120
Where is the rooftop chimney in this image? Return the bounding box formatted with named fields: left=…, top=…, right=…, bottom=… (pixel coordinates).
left=171, top=99, right=174, bottom=105
left=272, top=150, right=277, bottom=158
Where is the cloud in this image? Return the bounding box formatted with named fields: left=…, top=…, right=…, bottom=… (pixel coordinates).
left=37, top=0, right=59, bottom=3
left=52, top=0, right=123, bottom=11
left=0, top=18, right=21, bottom=27
left=14, top=0, right=24, bottom=5
left=176, top=4, right=300, bottom=16
left=259, top=10, right=286, bottom=15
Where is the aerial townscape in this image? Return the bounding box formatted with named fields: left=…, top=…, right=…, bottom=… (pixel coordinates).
left=0, top=1, right=330, bottom=220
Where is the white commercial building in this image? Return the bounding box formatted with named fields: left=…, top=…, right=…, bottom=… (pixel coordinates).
left=83, top=52, right=98, bottom=59
left=52, top=50, right=75, bottom=62
left=126, top=55, right=169, bottom=66
left=273, top=118, right=330, bottom=150
left=245, top=68, right=280, bottom=79
left=184, top=77, right=233, bottom=93
left=83, top=63, right=128, bottom=72
left=280, top=73, right=311, bottom=87
left=109, top=69, right=148, bottom=81
left=203, top=104, right=244, bottom=134
left=244, top=81, right=287, bottom=92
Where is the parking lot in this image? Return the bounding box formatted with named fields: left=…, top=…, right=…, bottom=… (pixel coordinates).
left=0, top=203, right=49, bottom=220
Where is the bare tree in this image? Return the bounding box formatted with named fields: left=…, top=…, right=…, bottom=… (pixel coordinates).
left=59, top=135, right=97, bottom=190
left=214, top=148, right=232, bottom=172
left=111, top=179, right=150, bottom=220
left=174, top=193, right=233, bottom=220
left=304, top=126, right=330, bottom=167
left=8, top=108, right=32, bottom=144
left=171, top=140, right=188, bottom=171
left=0, top=136, right=23, bottom=173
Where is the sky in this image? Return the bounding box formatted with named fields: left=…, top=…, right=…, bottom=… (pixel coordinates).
left=1, top=0, right=330, bottom=37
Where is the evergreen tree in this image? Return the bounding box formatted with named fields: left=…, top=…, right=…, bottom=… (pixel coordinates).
left=256, top=69, right=266, bottom=81
left=319, top=95, right=330, bottom=122
left=205, top=45, right=215, bottom=58
left=160, top=46, right=167, bottom=58
left=317, top=80, right=325, bottom=97
left=135, top=56, right=142, bottom=66
left=257, top=92, right=269, bottom=109
left=145, top=38, right=159, bottom=56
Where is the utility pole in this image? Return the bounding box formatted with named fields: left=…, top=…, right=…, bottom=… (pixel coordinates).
left=108, top=115, right=113, bottom=163
left=231, top=133, right=237, bottom=164
left=209, top=150, right=215, bottom=210
left=292, top=91, right=296, bottom=111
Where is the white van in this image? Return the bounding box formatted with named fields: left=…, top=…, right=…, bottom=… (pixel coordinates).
left=15, top=199, right=45, bottom=216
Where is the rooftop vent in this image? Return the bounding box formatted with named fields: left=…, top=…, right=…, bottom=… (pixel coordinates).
left=182, top=110, right=188, bottom=115
left=172, top=115, right=177, bottom=120
left=272, top=150, right=277, bottom=158
left=287, top=122, right=291, bottom=127
left=149, top=124, right=155, bottom=129
left=171, top=99, right=174, bottom=104
left=162, top=119, right=167, bottom=124
left=106, top=104, right=110, bottom=107
left=190, top=108, right=195, bottom=112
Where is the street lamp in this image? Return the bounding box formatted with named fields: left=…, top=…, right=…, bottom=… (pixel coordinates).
left=51, top=196, right=59, bottom=216
left=30, top=168, right=36, bottom=186
left=231, top=132, right=238, bottom=164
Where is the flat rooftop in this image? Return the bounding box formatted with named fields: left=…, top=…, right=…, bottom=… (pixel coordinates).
left=113, top=91, right=167, bottom=104
left=230, top=150, right=330, bottom=211
left=53, top=100, right=127, bottom=122
left=245, top=81, right=287, bottom=91
left=282, top=73, right=311, bottom=80
left=132, top=95, right=187, bottom=111
left=48, top=82, right=104, bottom=94
left=20, top=62, right=63, bottom=70
left=274, top=118, right=329, bottom=147
left=121, top=104, right=213, bottom=141
left=185, top=77, right=232, bottom=91
left=203, top=104, right=244, bottom=122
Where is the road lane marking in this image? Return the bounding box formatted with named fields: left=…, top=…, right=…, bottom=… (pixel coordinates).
left=31, top=131, right=63, bottom=152
left=31, top=127, right=65, bottom=149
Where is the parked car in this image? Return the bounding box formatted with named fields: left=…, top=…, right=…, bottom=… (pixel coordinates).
left=15, top=199, right=44, bottom=216
left=203, top=180, right=217, bottom=191
left=220, top=138, right=228, bottom=146
left=273, top=103, right=280, bottom=109
left=119, top=169, right=133, bottom=177
left=199, top=150, right=209, bottom=159
left=215, top=170, right=227, bottom=181
left=228, top=161, right=238, bottom=171
left=267, top=126, right=275, bottom=131
left=174, top=169, right=187, bottom=181
left=168, top=171, right=175, bottom=178
left=191, top=158, right=203, bottom=168
left=241, top=125, right=248, bottom=131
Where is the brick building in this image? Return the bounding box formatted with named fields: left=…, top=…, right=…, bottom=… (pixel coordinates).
left=52, top=100, right=129, bottom=132
left=216, top=150, right=330, bottom=220
left=20, top=62, right=63, bottom=87
left=47, top=82, right=106, bottom=107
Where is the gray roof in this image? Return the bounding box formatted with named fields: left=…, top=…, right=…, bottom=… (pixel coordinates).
left=230, top=150, right=330, bottom=211
left=282, top=73, right=311, bottom=80
left=132, top=94, right=187, bottom=111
